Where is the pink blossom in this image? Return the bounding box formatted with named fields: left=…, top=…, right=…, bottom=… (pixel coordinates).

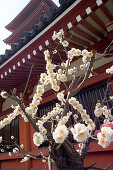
left=101, top=122, right=113, bottom=129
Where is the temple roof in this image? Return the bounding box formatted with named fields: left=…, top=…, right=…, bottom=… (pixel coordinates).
left=4, top=0, right=58, bottom=44
left=0, top=0, right=113, bottom=92
left=0, top=0, right=77, bottom=65
left=5, top=0, right=57, bottom=32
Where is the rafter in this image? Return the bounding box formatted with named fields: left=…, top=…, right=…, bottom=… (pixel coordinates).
left=100, top=4, right=113, bottom=22
left=80, top=20, right=104, bottom=39
left=70, top=25, right=97, bottom=43
left=89, top=12, right=105, bottom=29
left=65, top=32, right=90, bottom=47
left=67, top=40, right=84, bottom=50
left=88, top=37, right=110, bottom=52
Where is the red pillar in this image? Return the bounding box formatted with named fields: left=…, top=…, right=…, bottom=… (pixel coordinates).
left=19, top=115, right=32, bottom=170
left=24, top=122, right=32, bottom=170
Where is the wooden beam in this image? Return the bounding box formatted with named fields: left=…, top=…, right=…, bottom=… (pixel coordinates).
left=65, top=32, right=90, bottom=47
left=15, top=67, right=45, bottom=72
left=80, top=20, right=104, bottom=39
left=70, top=25, right=97, bottom=43
left=100, top=4, right=113, bottom=22
left=88, top=37, right=110, bottom=52
left=22, top=60, right=46, bottom=66
left=89, top=12, right=105, bottom=29
left=67, top=40, right=84, bottom=50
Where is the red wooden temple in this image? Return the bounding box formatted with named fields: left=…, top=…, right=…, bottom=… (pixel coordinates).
left=0, top=0, right=113, bottom=169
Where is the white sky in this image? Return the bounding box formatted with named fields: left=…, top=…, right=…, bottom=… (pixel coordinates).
left=0, top=0, right=60, bottom=55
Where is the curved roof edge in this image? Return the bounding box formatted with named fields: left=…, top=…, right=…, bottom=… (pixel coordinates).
left=5, top=0, right=57, bottom=32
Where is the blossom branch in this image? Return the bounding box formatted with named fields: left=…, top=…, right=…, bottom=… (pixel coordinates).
left=68, top=50, right=95, bottom=98
left=15, top=143, right=46, bottom=160
left=3, top=92, right=39, bottom=132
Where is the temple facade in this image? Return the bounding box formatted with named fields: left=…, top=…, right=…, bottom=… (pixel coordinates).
left=0, top=0, right=113, bottom=169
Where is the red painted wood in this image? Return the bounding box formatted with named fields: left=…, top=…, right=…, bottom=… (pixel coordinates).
left=79, top=20, right=104, bottom=39
left=70, top=25, right=97, bottom=43
left=65, top=32, right=90, bottom=47
left=100, top=4, right=113, bottom=22
left=89, top=12, right=105, bottom=29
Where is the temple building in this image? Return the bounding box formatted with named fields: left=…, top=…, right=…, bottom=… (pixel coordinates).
left=0, top=0, right=113, bottom=169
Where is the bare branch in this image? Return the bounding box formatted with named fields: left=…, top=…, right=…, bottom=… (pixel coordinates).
left=85, top=163, right=113, bottom=170
left=95, top=41, right=113, bottom=61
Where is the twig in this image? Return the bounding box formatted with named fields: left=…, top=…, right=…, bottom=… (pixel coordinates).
left=15, top=143, right=46, bottom=159
left=95, top=41, right=113, bottom=61
left=85, top=162, right=113, bottom=170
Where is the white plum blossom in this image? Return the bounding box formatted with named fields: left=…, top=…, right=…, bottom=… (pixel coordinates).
left=94, top=104, right=111, bottom=120
left=106, top=66, right=113, bottom=74
left=55, top=31, right=63, bottom=41
left=68, top=68, right=74, bottom=74
left=80, top=64, right=85, bottom=70
left=68, top=67, right=77, bottom=74
left=0, top=107, right=22, bottom=130
left=82, top=49, right=88, bottom=57
left=60, top=74, right=67, bottom=82
left=53, top=124, right=69, bottom=143
left=71, top=123, right=89, bottom=142
left=57, top=91, right=64, bottom=101
left=94, top=103, right=103, bottom=117
left=62, top=40, right=69, bottom=47
left=13, top=147, right=19, bottom=153
left=39, top=125, right=47, bottom=135
left=36, top=85, right=44, bottom=95
left=82, top=56, right=87, bottom=64
left=75, top=49, right=81, bottom=56
left=21, top=156, right=30, bottom=162
left=88, top=51, right=93, bottom=58
left=44, top=50, right=50, bottom=61
left=33, top=132, right=44, bottom=146
left=68, top=51, right=73, bottom=60
left=62, top=116, right=69, bottom=124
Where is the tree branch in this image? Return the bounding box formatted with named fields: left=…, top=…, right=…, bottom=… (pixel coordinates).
left=81, top=138, right=91, bottom=161
left=4, top=92, right=39, bottom=132
left=85, top=162, right=113, bottom=170
left=15, top=143, right=46, bottom=159
left=68, top=51, right=95, bottom=99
